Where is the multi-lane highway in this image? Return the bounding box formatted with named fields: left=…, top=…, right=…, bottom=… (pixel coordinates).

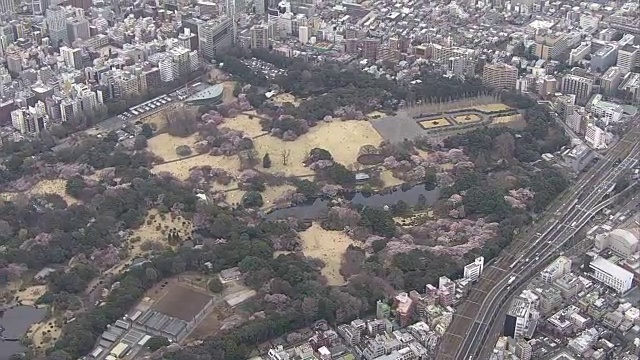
left=436, top=118, right=640, bottom=360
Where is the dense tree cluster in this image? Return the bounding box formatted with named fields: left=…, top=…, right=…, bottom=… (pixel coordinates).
left=0, top=49, right=577, bottom=360
left=0, top=171, right=196, bottom=271
left=443, top=103, right=568, bottom=163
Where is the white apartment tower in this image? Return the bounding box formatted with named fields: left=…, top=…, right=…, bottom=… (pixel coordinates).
left=60, top=46, right=82, bottom=70
left=585, top=123, right=607, bottom=149
left=463, top=257, right=484, bottom=282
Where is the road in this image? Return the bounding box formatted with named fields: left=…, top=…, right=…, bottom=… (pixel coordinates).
left=436, top=117, right=640, bottom=360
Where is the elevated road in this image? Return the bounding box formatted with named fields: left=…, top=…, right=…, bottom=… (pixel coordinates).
left=436, top=119, right=640, bottom=360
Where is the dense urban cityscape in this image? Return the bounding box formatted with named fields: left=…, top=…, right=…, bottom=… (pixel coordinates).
left=0, top=0, right=638, bottom=359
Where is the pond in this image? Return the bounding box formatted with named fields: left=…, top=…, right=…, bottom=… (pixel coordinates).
left=267, top=184, right=440, bottom=220
left=0, top=306, right=47, bottom=360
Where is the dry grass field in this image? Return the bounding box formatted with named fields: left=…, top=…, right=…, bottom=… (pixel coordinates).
left=418, top=118, right=452, bottom=129
left=492, top=114, right=522, bottom=124
left=1, top=179, right=78, bottom=205
left=299, top=223, right=356, bottom=286
left=147, top=133, right=200, bottom=162
left=203, top=119, right=385, bottom=178
left=151, top=153, right=241, bottom=180
left=15, top=285, right=48, bottom=306
left=29, top=319, right=61, bottom=351
left=272, top=93, right=301, bottom=106
left=454, top=114, right=482, bottom=124
left=106, top=209, right=193, bottom=276
left=473, top=103, right=511, bottom=112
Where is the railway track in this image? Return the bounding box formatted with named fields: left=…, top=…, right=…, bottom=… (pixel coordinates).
left=436, top=119, right=640, bottom=360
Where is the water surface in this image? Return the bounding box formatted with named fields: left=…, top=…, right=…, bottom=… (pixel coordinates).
left=0, top=306, right=47, bottom=360
left=268, top=185, right=440, bottom=220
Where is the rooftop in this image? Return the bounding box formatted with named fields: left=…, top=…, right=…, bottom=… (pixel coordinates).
left=590, top=257, right=633, bottom=280
left=184, top=83, right=224, bottom=103
left=152, top=284, right=213, bottom=321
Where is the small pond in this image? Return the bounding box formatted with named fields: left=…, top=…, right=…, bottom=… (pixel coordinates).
left=267, top=184, right=440, bottom=220
left=0, top=306, right=47, bottom=360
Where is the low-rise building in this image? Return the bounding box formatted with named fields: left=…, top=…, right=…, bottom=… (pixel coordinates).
left=589, top=257, right=634, bottom=293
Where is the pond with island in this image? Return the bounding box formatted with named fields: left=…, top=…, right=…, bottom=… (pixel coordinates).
left=267, top=184, right=440, bottom=220
left=1, top=306, right=47, bottom=360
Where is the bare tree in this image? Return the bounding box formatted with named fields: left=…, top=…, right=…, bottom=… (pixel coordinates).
left=281, top=149, right=291, bottom=166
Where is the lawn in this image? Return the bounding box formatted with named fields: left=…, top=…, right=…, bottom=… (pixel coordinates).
left=418, top=118, right=453, bottom=129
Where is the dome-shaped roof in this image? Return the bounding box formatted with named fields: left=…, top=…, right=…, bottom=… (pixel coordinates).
left=609, top=229, right=639, bottom=247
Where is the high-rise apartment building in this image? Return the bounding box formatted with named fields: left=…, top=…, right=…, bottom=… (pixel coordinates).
left=158, top=58, right=176, bottom=82
left=540, top=256, right=572, bottom=284
left=170, top=47, right=192, bottom=79
left=60, top=46, right=82, bottom=69
left=569, top=42, right=591, bottom=65
left=618, top=72, right=640, bottom=103
left=375, top=300, right=390, bottom=319
left=11, top=106, right=48, bottom=134
left=584, top=123, right=608, bottom=149
left=362, top=38, right=380, bottom=60
left=564, top=105, right=584, bottom=134
left=463, top=257, right=484, bottom=282
left=535, top=32, right=580, bottom=60
left=482, top=63, right=518, bottom=90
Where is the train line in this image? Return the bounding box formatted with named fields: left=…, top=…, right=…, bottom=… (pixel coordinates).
left=436, top=119, right=640, bottom=360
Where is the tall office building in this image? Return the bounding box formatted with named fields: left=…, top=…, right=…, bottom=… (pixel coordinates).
left=617, top=45, right=639, bottom=74
left=298, top=25, right=309, bottom=44
left=196, top=17, right=233, bottom=60
left=70, top=0, right=92, bottom=10
left=482, top=63, right=518, bottom=90
left=600, top=66, right=624, bottom=96
left=503, top=292, right=539, bottom=340
left=250, top=23, right=269, bottom=49
left=67, top=17, right=90, bottom=42
left=0, top=0, right=15, bottom=14
left=561, top=73, right=594, bottom=104
left=47, top=5, right=69, bottom=47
